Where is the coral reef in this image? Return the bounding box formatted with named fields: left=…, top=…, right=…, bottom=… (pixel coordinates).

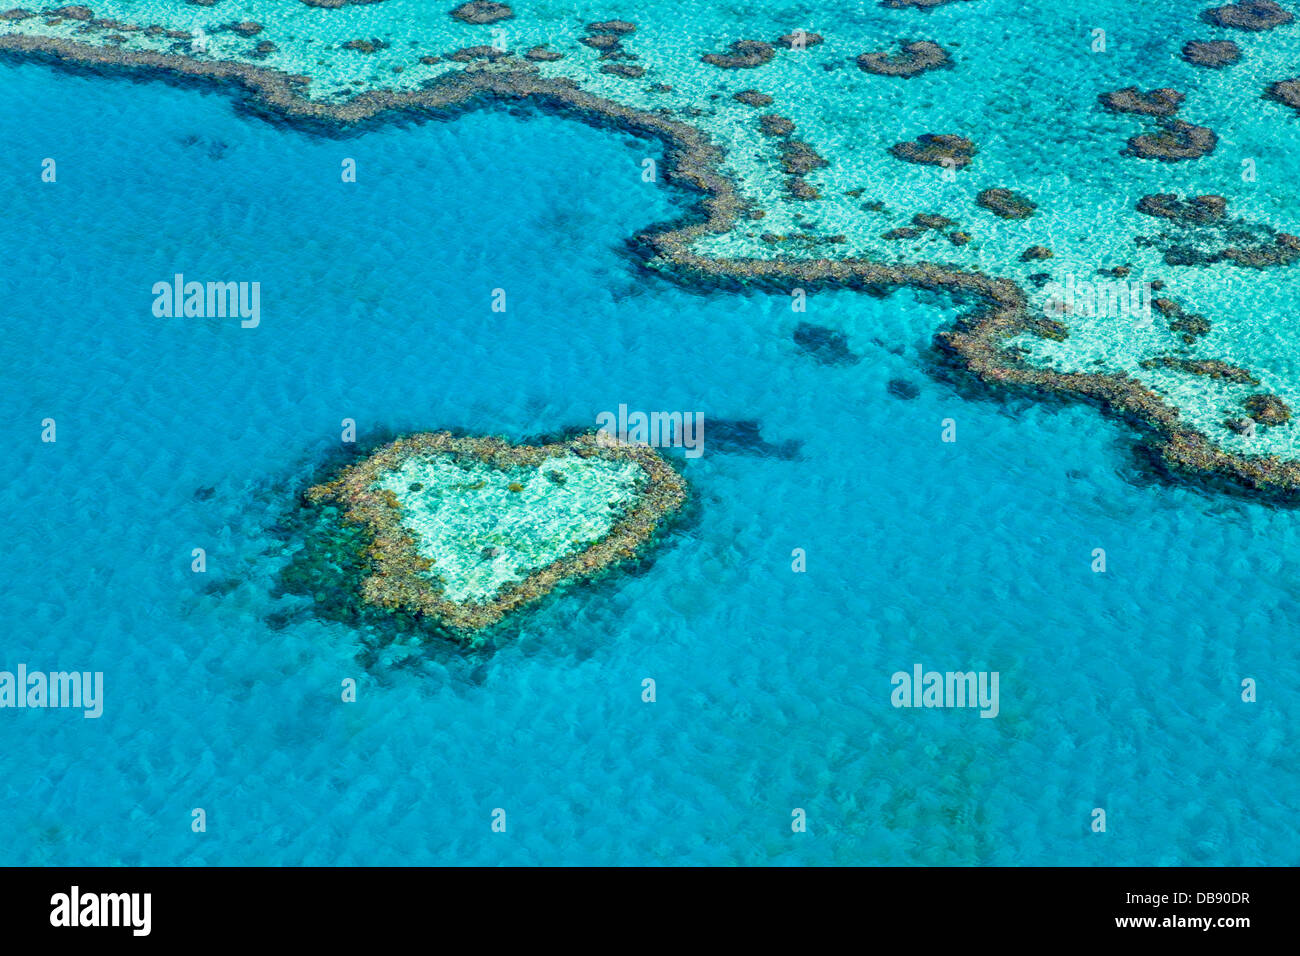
left=5, top=18, right=1300, bottom=509
left=1243, top=393, right=1292, bottom=424
left=888, top=378, right=921, bottom=399
left=1139, top=356, right=1259, bottom=384
left=701, top=40, right=774, bottom=69
left=779, top=139, right=827, bottom=174
left=1126, top=120, right=1217, bottom=161
left=449, top=1, right=513, bottom=25
left=1137, top=193, right=1227, bottom=224
left=601, top=62, right=644, bottom=78
left=524, top=45, right=562, bottom=62
left=774, top=31, right=823, bottom=49
left=306, top=432, right=687, bottom=634
left=1137, top=197, right=1300, bottom=268
left=1099, top=87, right=1184, bottom=116
left=759, top=113, right=794, bottom=136
left=856, top=40, right=950, bottom=77
left=1201, top=1, right=1293, bottom=30
left=880, top=0, right=975, bottom=7
left=976, top=187, right=1036, bottom=219
left=912, top=212, right=954, bottom=230
left=1181, top=39, right=1242, bottom=67
left=1266, top=78, right=1300, bottom=112
left=888, top=133, right=976, bottom=168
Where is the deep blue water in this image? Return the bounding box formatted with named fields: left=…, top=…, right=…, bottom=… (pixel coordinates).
left=1, top=59, right=1297, bottom=866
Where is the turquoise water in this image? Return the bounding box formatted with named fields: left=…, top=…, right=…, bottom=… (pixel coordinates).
left=2, top=14, right=1299, bottom=865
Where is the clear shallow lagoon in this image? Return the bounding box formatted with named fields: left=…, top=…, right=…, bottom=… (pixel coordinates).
left=1, top=49, right=1298, bottom=865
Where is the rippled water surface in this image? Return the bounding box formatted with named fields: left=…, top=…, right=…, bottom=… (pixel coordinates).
left=1, top=2, right=1299, bottom=865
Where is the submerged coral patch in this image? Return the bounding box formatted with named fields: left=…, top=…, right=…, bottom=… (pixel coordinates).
left=1137, top=193, right=1227, bottom=224
left=880, top=0, right=976, bottom=8
left=306, top=432, right=686, bottom=635
left=1182, top=39, right=1242, bottom=67
left=701, top=39, right=774, bottom=69
left=1125, top=119, right=1217, bottom=161
left=1099, top=87, right=1184, bottom=116
left=1266, top=77, right=1300, bottom=112
left=1137, top=198, right=1300, bottom=268
left=889, top=133, right=976, bottom=168
left=856, top=40, right=950, bottom=77
left=976, top=187, right=1036, bottom=219
left=449, top=1, right=512, bottom=25
left=1201, top=1, right=1293, bottom=31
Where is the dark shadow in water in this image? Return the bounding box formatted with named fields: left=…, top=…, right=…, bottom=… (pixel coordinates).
left=697, top=419, right=802, bottom=460
left=178, top=132, right=229, bottom=159
left=887, top=378, right=921, bottom=401
left=792, top=322, right=861, bottom=367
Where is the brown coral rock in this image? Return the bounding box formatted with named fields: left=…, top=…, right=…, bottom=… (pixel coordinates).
left=880, top=0, right=975, bottom=7
left=1127, top=120, right=1217, bottom=161
left=779, top=139, right=828, bottom=175
left=580, top=33, right=622, bottom=50
left=1266, top=78, right=1300, bottom=112
left=449, top=45, right=504, bottom=61
left=774, top=31, right=824, bottom=49
left=450, top=1, right=513, bottom=24
left=759, top=114, right=795, bottom=136
left=1137, top=193, right=1228, bottom=224
left=524, top=45, right=563, bottom=62
left=912, top=213, right=954, bottom=229
left=601, top=62, right=645, bottom=78
left=1139, top=357, right=1259, bottom=385
left=1243, top=393, right=1292, bottom=424
left=889, top=133, right=976, bottom=168
left=1181, top=40, right=1242, bottom=67
left=702, top=40, right=775, bottom=69
left=1201, top=1, right=1293, bottom=31
left=1099, top=87, right=1185, bottom=116
left=977, top=188, right=1037, bottom=219
left=857, top=41, right=950, bottom=77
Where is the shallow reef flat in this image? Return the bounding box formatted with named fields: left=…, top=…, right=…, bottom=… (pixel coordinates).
left=304, top=431, right=686, bottom=635
left=8, top=1, right=1300, bottom=496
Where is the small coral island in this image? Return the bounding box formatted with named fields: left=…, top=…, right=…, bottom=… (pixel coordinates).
left=302, top=431, right=686, bottom=636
